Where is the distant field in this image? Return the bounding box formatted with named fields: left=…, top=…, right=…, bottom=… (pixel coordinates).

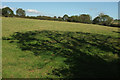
left=2, top=17, right=119, bottom=37
left=2, top=17, right=120, bottom=78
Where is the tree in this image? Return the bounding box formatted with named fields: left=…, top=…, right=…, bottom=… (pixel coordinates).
left=63, top=14, right=69, bottom=21
left=79, top=14, right=92, bottom=24
left=93, top=13, right=113, bottom=26
left=16, top=8, right=26, bottom=17
left=68, top=15, right=80, bottom=22
left=92, top=16, right=100, bottom=24
left=2, top=7, right=14, bottom=17
left=54, top=16, right=57, bottom=18
left=58, top=16, right=63, bottom=21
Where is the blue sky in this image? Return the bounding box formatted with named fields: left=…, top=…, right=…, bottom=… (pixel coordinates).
left=1, top=0, right=120, bottom=2
left=2, top=2, right=118, bottom=19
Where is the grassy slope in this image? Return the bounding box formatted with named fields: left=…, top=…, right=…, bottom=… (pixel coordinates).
left=2, top=17, right=120, bottom=78
left=3, top=40, right=65, bottom=78
left=2, top=17, right=119, bottom=37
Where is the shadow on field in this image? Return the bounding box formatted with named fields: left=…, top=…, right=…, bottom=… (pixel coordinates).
left=52, top=49, right=120, bottom=78
left=3, top=30, right=120, bottom=78
left=112, top=31, right=120, bottom=34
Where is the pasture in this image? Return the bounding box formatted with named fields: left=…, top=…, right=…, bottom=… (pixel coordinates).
left=2, top=17, right=120, bottom=78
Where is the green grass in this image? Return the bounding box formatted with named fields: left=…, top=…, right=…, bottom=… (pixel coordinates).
left=2, top=17, right=119, bottom=37
left=2, top=17, right=120, bottom=78
left=2, top=40, right=66, bottom=78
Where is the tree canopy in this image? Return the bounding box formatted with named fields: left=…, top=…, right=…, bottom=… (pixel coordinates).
left=67, top=14, right=91, bottom=24
left=16, top=8, right=26, bottom=17
left=93, top=13, right=113, bottom=26
left=79, top=14, right=91, bottom=24
left=63, top=14, right=69, bottom=21
left=2, top=7, right=14, bottom=17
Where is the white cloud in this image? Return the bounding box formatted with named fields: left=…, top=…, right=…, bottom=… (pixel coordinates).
left=26, top=9, right=40, bottom=14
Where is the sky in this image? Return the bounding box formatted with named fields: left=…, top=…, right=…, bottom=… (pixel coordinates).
left=1, top=0, right=120, bottom=2
left=1, top=2, right=118, bottom=19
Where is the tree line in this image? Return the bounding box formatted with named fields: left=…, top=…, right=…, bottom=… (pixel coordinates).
left=1, top=7, right=120, bottom=27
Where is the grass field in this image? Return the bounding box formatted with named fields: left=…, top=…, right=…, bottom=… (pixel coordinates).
left=2, top=17, right=120, bottom=78
left=2, top=17, right=119, bottom=37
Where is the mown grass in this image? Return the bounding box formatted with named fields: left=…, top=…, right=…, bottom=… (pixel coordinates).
left=2, top=17, right=120, bottom=78
left=2, top=40, right=66, bottom=78
left=2, top=17, right=119, bottom=37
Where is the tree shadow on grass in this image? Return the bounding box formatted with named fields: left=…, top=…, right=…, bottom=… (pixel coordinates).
left=52, top=47, right=120, bottom=78
left=3, top=30, right=120, bottom=78
left=112, top=31, right=120, bottom=34
left=52, top=35, right=120, bottom=78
